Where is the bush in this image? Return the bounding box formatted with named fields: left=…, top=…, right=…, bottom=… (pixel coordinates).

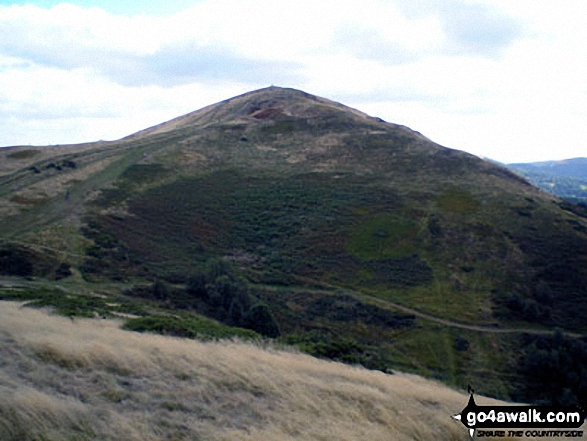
left=0, top=246, right=33, bottom=277
left=122, top=315, right=259, bottom=340
left=281, top=331, right=388, bottom=371
left=244, top=303, right=281, bottom=338
left=505, top=292, right=552, bottom=322
left=55, top=263, right=72, bottom=280
left=515, top=331, right=587, bottom=408
left=186, top=272, right=208, bottom=300
left=152, top=280, right=169, bottom=301
left=0, top=288, right=112, bottom=318
left=185, top=260, right=255, bottom=325
left=126, top=259, right=281, bottom=337
left=454, top=336, right=470, bottom=351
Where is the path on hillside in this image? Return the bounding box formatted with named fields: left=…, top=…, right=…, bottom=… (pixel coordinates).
left=355, top=292, right=585, bottom=338
left=0, top=131, right=177, bottom=240
left=1, top=242, right=584, bottom=339
left=261, top=283, right=585, bottom=338
left=363, top=295, right=582, bottom=336
left=0, top=238, right=86, bottom=257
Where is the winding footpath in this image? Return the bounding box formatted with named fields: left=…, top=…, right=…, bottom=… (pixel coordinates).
left=360, top=293, right=585, bottom=338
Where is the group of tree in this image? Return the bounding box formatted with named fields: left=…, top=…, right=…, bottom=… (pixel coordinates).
left=503, top=279, right=555, bottom=323
left=514, top=331, right=587, bottom=409
left=0, top=246, right=33, bottom=277
left=127, top=259, right=280, bottom=338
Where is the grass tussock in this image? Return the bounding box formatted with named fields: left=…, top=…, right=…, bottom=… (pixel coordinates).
left=0, top=301, right=554, bottom=440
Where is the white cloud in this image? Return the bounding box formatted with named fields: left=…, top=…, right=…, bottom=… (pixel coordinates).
left=0, top=0, right=586, bottom=162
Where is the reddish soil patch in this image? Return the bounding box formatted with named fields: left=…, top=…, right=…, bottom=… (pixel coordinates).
left=252, top=108, right=285, bottom=119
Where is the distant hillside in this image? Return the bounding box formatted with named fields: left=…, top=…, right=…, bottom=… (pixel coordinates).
left=507, top=158, right=587, bottom=204
left=509, top=157, right=587, bottom=179
left=1, top=86, right=587, bottom=411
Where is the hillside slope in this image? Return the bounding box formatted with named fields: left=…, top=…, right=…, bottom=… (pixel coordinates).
left=1, top=86, right=587, bottom=405
left=0, top=301, right=546, bottom=441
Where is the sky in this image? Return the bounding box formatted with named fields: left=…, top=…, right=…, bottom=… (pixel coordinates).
left=0, top=0, right=586, bottom=163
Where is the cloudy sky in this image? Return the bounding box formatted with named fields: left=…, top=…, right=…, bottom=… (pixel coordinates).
left=0, top=0, right=586, bottom=163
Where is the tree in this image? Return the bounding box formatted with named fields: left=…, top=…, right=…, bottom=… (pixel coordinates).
left=55, top=263, right=72, bottom=280
left=186, top=271, right=208, bottom=300
left=244, top=303, right=281, bottom=338
left=152, top=280, right=169, bottom=301
left=0, top=247, right=33, bottom=277
left=227, top=297, right=247, bottom=326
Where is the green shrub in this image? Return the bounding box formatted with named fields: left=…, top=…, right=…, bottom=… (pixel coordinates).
left=515, top=332, right=587, bottom=408
left=346, top=214, right=418, bottom=260
left=0, top=246, right=33, bottom=277
left=281, top=331, right=388, bottom=371
left=0, top=288, right=110, bottom=318
left=186, top=272, right=208, bottom=299
left=436, top=188, right=480, bottom=214
left=244, top=303, right=281, bottom=338
left=152, top=280, right=169, bottom=301
left=55, top=263, right=72, bottom=280
left=122, top=315, right=259, bottom=340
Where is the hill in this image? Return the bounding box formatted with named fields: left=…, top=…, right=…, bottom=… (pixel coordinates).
left=509, top=158, right=587, bottom=179
left=507, top=158, right=587, bottom=204
left=1, top=86, right=587, bottom=408
left=0, top=300, right=547, bottom=441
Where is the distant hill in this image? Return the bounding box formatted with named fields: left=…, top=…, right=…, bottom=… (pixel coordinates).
left=507, top=158, right=587, bottom=204
left=1, top=86, right=586, bottom=410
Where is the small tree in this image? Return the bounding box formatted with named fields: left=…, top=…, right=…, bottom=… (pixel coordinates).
left=152, top=280, right=169, bottom=301
left=186, top=271, right=208, bottom=300
left=55, top=263, right=72, bottom=280
left=0, top=247, right=33, bottom=277
left=244, top=303, right=281, bottom=338
left=206, top=258, right=234, bottom=281
left=227, top=297, right=247, bottom=326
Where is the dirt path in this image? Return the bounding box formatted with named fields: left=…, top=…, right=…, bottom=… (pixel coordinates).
left=2, top=248, right=584, bottom=339
left=359, top=293, right=585, bottom=338
left=0, top=238, right=86, bottom=257
left=260, top=283, right=585, bottom=338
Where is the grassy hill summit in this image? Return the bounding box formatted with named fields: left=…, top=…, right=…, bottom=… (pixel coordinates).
left=1, top=86, right=587, bottom=413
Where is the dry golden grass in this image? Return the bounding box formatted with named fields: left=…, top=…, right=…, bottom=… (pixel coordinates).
left=0, top=301, right=566, bottom=440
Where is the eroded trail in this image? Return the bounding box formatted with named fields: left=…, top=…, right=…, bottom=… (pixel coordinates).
left=2, top=263, right=584, bottom=339
left=261, top=283, right=585, bottom=338
left=358, top=293, right=585, bottom=338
